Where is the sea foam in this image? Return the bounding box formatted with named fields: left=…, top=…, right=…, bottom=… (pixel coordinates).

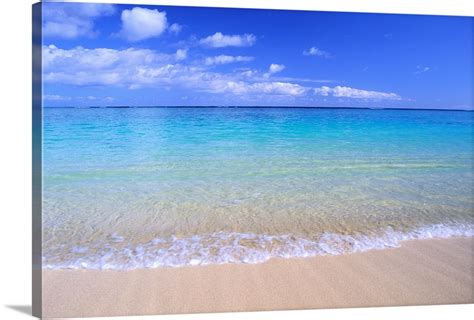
left=42, top=223, right=474, bottom=270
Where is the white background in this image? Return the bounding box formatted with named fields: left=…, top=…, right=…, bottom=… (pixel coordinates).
left=0, top=1, right=472, bottom=319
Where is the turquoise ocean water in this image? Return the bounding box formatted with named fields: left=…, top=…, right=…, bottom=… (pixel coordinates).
left=42, top=107, right=474, bottom=269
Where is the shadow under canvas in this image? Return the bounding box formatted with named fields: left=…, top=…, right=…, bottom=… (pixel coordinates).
left=5, top=305, right=32, bottom=316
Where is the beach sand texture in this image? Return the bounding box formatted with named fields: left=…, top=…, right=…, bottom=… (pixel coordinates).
left=42, top=237, right=474, bottom=318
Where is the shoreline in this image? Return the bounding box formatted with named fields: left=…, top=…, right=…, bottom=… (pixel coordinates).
left=42, top=223, right=474, bottom=270
left=42, top=237, right=474, bottom=318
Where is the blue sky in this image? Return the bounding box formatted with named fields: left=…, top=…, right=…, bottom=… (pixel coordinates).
left=42, top=2, right=473, bottom=109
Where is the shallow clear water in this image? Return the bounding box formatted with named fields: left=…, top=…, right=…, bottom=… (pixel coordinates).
left=42, top=107, right=474, bottom=269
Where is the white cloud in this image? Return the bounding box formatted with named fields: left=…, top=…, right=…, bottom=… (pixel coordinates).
left=43, top=94, right=71, bottom=101
left=119, top=7, right=168, bottom=42
left=314, top=86, right=401, bottom=100
left=199, top=32, right=256, bottom=48
left=252, top=82, right=306, bottom=96
left=207, top=81, right=307, bottom=96
left=43, top=94, right=115, bottom=104
left=42, top=45, right=184, bottom=86
left=303, top=47, right=331, bottom=58
left=263, top=64, right=286, bottom=79
left=83, top=96, right=114, bottom=102
left=314, top=86, right=332, bottom=97
left=175, top=49, right=188, bottom=61
left=268, top=64, right=285, bottom=74
left=43, top=44, right=404, bottom=105
left=205, top=55, right=254, bottom=66
left=239, top=69, right=257, bottom=78
left=43, top=3, right=115, bottom=39
left=414, top=65, right=430, bottom=74
left=169, top=23, right=183, bottom=34
left=43, top=45, right=307, bottom=99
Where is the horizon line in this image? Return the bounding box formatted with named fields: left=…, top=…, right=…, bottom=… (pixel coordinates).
left=42, top=106, right=474, bottom=112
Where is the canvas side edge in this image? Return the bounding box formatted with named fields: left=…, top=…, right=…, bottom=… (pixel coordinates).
left=32, top=2, right=42, bottom=318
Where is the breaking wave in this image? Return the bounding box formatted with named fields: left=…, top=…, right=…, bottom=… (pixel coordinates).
left=43, top=223, right=474, bottom=270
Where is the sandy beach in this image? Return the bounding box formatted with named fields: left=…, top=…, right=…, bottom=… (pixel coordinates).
left=41, top=237, right=473, bottom=318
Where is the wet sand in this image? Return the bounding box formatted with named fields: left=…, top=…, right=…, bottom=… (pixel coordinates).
left=42, top=237, right=473, bottom=318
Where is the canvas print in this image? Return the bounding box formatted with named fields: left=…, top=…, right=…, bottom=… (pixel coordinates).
left=33, top=1, right=474, bottom=318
